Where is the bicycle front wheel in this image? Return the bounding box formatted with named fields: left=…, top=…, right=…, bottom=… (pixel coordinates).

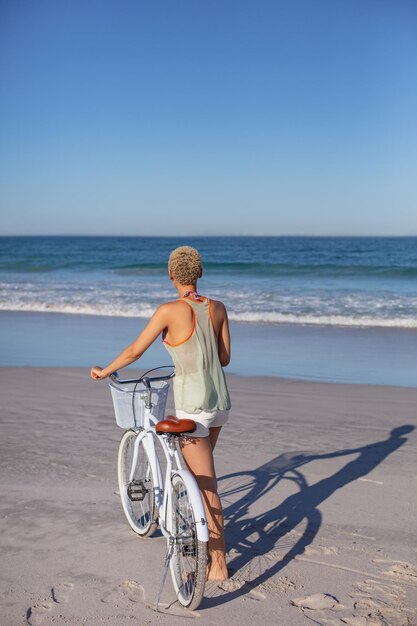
left=117, top=430, right=157, bottom=537
left=170, top=473, right=207, bottom=610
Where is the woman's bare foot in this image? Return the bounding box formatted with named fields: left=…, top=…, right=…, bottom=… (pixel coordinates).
left=206, top=564, right=228, bottom=581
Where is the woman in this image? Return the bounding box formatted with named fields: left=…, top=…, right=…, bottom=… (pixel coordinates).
left=91, top=246, right=231, bottom=581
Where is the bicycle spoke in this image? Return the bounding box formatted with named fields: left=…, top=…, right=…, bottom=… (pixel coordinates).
left=117, top=431, right=157, bottom=537
left=170, top=474, right=207, bottom=610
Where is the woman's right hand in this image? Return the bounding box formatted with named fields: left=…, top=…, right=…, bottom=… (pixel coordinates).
left=90, top=366, right=108, bottom=380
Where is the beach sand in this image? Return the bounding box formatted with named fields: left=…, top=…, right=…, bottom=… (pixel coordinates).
left=1, top=368, right=416, bottom=625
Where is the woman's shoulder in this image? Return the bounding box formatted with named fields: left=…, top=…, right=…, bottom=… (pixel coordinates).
left=208, top=298, right=228, bottom=320
left=157, top=299, right=191, bottom=311
left=155, top=299, right=194, bottom=319
left=208, top=297, right=227, bottom=310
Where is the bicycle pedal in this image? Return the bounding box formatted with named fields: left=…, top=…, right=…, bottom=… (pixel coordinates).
left=127, top=480, right=148, bottom=502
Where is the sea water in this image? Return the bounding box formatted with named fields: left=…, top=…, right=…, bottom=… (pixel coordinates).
left=1, top=236, right=416, bottom=385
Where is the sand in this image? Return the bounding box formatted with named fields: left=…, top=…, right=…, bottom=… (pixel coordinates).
left=1, top=368, right=416, bottom=625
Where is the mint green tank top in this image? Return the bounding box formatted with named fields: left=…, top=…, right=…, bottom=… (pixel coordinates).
left=163, top=298, right=231, bottom=414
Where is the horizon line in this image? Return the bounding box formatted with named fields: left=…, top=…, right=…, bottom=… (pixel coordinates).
left=1, top=233, right=416, bottom=238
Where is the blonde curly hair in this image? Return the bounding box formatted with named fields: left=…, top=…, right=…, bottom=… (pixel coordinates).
left=168, top=246, right=202, bottom=285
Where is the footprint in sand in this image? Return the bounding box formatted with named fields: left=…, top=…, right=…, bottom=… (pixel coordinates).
left=353, top=607, right=413, bottom=626
left=216, top=578, right=246, bottom=592
left=377, top=560, right=417, bottom=584
left=52, top=582, right=74, bottom=603
left=26, top=602, right=52, bottom=625
left=101, top=580, right=145, bottom=605
left=349, top=578, right=414, bottom=626
left=352, top=579, right=404, bottom=601
left=353, top=596, right=390, bottom=611
left=256, top=576, right=297, bottom=595
left=291, top=592, right=340, bottom=610
left=304, top=545, right=338, bottom=556
left=276, top=576, right=297, bottom=592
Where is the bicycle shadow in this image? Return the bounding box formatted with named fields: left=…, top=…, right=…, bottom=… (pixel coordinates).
left=203, top=424, right=414, bottom=607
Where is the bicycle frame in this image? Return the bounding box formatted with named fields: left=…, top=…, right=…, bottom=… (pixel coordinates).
left=128, top=406, right=209, bottom=543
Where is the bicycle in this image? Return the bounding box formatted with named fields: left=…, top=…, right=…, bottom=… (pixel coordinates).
left=108, top=366, right=209, bottom=611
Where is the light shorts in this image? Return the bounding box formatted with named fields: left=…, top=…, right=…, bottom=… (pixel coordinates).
left=175, top=408, right=230, bottom=438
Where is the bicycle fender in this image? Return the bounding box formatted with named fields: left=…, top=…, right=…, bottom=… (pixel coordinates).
left=173, top=470, right=209, bottom=542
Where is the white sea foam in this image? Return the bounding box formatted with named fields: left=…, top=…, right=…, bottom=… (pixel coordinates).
left=228, top=311, right=417, bottom=328
left=1, top=301, right=416, bottom=328
left=0, top=301, right=156, bottom=318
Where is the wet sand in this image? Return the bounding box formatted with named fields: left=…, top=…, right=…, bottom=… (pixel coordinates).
left=2, top=310, right=417, bottom=386
left=1, top=368, right=416, bottom=625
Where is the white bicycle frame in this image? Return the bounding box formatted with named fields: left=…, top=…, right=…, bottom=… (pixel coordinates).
left=128, top=405, right=209, bottom=543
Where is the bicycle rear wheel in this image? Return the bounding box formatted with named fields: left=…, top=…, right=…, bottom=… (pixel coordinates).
left=170, top=473, right=207, bottom=610
left=117, top=430, right=157, bottom=537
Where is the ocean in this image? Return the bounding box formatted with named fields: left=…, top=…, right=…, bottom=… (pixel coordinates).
left=1, top=236, right=416, bottom=386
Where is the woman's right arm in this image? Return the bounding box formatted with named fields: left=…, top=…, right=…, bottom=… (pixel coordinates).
left=90, top=304, right=170, bottom=379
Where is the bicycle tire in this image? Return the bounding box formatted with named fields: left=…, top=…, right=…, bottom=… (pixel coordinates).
left=170, top=473, right=207, bottom=610
left=117, top=430, right=157, bottom=537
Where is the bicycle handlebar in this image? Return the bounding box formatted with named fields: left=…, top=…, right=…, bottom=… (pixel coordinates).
left=109, top=365, right=175, bottom=386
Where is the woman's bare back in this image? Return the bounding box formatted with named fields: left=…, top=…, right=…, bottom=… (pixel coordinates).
left=162, top=297, right=230, bottom=366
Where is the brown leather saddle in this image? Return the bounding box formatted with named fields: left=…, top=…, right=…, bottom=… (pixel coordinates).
left=155, top=415, right=196, bottom=435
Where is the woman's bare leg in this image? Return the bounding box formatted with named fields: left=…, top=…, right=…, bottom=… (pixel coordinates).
left=180, top=436, right=228, bottom=580
left=209, top=425, right=222, bottom=451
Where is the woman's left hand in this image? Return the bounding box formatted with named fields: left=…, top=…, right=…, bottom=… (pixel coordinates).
left=90, top=366, right=108, bottom=380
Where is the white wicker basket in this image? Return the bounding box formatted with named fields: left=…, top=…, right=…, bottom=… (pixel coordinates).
left=109, top=379, right=169, bottom=428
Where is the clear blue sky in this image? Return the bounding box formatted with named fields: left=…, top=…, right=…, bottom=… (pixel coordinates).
left=1, top=0, right=416, bottom=236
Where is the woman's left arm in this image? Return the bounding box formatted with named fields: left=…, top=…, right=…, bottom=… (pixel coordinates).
left=91, top=305, right=169, bottom=380
left=217, top=303, right=231, bottom=367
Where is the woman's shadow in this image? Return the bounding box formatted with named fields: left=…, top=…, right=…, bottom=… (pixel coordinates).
left=206, top=424, right=414, bottom=606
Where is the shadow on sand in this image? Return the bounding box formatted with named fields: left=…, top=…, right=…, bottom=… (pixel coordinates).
left=204, top=425, right=414, bottom=607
